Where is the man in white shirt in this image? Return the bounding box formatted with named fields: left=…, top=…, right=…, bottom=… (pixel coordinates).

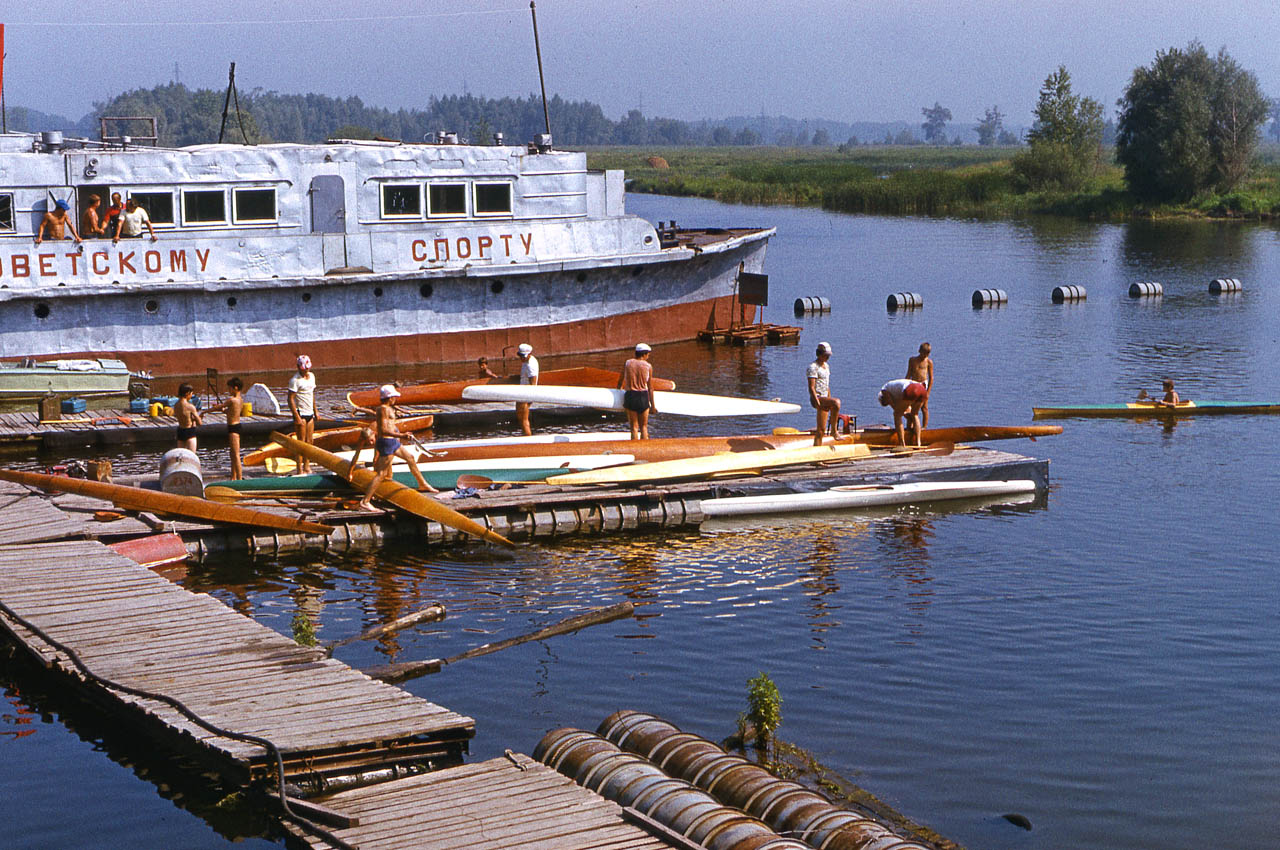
left=516, top=342, right=539, bottom=435
left=113, top=197, right=158, bottom=243
left=878, top=378, right=927, bottom=448
left=288, top=354, right=317, bottom=472
left=806, top=342, right=840, bottom=445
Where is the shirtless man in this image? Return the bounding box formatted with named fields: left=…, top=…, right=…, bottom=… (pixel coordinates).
left=1153, top=379, right=1181, bottom=408
left=878, top=378, right=928, bottom=447
left=906, top=342, right=934, bottom=427
left=350, top=384, right=436, bottom=510
left=81, top=194, right=106, bottom=237
left=174, top=383, right=202, bottom=452
left=806, top=341, right=841, bottom=445
left=35, top=199, right=81, bottom=245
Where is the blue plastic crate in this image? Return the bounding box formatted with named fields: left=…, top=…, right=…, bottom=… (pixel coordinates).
left=129, top=398, right=150, bottom=413
left=61, top=398, right=87, bottom=414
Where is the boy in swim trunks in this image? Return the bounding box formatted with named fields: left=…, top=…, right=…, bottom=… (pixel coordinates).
left=288, top=355, right=316, bottom=473
left=175, top=384, right=201, bottom=453
left=906, top=342, right=934, bottom=427
left=209, top=377, right=245, bottom=479
left=351, top=384, right=436, bottom=510
left=618, top=342, right=658, bottom=440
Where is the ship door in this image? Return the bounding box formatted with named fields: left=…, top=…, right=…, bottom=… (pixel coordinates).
left=311, top=175, right=348, bottom=271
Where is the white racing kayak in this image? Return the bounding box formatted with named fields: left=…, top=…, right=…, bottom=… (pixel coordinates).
left=461, top=385, right=802, bottom=417
left=700, top=480, right=1038, bottom=518
left=414, top=430, right=631, bottom=451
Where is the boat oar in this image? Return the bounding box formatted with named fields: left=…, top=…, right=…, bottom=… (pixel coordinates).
left=323, top=602, right=447, bottom=656
left=885, top=441, right=955, bottom=457
left=364, top=601, right=634, bottom=683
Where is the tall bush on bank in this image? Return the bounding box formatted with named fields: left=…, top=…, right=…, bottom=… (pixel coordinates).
left=1012, top=67, right=1104, bottom=191
left=1116, top=43, right=1269, bottom=202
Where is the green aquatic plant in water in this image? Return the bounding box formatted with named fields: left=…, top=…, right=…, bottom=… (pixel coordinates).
left=291, top=611, right=317, bottom=646
left=744, top=671, right=783, bottom=753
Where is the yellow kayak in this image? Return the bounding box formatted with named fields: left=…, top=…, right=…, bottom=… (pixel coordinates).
left=270, top=432, right=513, bottom=547
left=545, top=442, right=871, bottom=486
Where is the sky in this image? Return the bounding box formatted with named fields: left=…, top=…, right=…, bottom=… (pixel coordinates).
left=3, top=0, right=1277, bottom=129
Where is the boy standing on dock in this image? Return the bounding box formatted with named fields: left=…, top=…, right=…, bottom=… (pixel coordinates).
left=175, top=384, right=201, bottom=452
left=516, top=343, right=539, bottom=436
left=288, top=355, right=317, bottom=474
left=618, top=343, right=658, bottom=440
left=208, top=377, right=245, bottom=479
left=906, top=343, right=934, bottom=427
left=806, top=342, right=841, bottom=445
left=352, top=385, right=436, bottom=510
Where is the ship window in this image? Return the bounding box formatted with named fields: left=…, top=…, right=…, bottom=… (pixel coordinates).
left=381, top=183, right=422, bottom=218
left=474, top=182, right=512, bottom=216
left=428, top=183, right=467, bottom=217
left=233, top=188, right=277, bottom=223
left=183, top=189, right=227, bottom=224
left=0, top=194, right=13, bottom=231
left=130, top=191, right=175, bottom=225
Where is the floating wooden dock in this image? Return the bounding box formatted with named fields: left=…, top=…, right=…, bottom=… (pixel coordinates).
left=0, top=539, right=474, bottom=785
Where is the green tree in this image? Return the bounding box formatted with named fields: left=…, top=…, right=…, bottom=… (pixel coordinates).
left=1116, top=43, right=1268, bottom=201
left=810, top=127, right=831, bottom=146
left=1013, top=66, right=1104, bottom=191
left=921, top=102, right=952, bottom=143
left=976, top=106, right=1004, bottom=146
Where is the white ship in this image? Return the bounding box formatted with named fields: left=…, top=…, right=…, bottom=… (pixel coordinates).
left=0, top=129, right=773, bottom=377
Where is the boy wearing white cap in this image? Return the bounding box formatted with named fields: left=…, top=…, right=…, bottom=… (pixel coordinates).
left=807, top=342, right=841, bottom=445
left=516, top=343, right=539, bottom=435
left=351, top=384, right=436, bottom=509
left=287, top=354, right=317, bottom=472
left=618, top=342, right=658, bottom=440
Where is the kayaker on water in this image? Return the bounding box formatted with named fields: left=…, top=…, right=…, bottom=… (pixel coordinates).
left=807, top=342, right=841, bottom=445
left=618, top=343, right=658, bottom=440
left=906, top=342, right=934, bottom=427
left=349, top=384, right=436, bottom=510
left=878, top=378, right=928, bottom=447
left=1154, top=378, right=1181, bottom=407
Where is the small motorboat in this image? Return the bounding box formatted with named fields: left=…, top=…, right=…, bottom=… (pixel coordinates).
left=0, top=358, right=149, bottom=399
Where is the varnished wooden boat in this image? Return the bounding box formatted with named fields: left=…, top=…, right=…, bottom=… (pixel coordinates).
left=347, top=366, right=675, bottom=408
left=270, top=432, right=513, bottom=547
left=1033, top=401, right=1280, bottom=418
left=0, top=468, right=334, bottom=535
left=545, top=443, right=871, bottom=486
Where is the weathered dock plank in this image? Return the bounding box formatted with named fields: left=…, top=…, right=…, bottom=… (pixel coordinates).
left=0, top=540, right=474, bottom=783
left=285, top=753, right=674, bottom=850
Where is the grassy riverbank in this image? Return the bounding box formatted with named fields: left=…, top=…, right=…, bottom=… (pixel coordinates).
left=585, top=146, right=1280, bottom=220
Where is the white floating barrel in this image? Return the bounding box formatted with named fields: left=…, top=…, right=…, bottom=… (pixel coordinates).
left=1128, top=281, right=1163, bottom=298
left=886, top=292, right=924, bottom=311
left=793, top=295, right=832, bottom=316
left=160, top=448, right=203, bottom=497
left=972, top=288, right=1008, bottom=308
left=1209, top=278, right=1242, bottom=294
left=1051, top=285, right=1087, bottom=303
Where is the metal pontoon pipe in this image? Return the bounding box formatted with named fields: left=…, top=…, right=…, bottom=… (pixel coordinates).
left=534, top=727, right=810, bottom=850
left=597, top=710, right=932, bottom=850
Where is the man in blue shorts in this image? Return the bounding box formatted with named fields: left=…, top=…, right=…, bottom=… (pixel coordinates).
left=350, top=384, right=436, bottom=510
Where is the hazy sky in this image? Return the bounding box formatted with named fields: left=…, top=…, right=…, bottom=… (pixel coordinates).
left=4, top=0, right=1277, bottom=129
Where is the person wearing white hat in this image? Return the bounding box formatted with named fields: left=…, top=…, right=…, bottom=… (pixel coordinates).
left=287, top=354, right=317, bottom=472
left=515, top=342, right=539, bottom=435
left=350, top=383, right=436, bottom=510
left=618, top=342, right=658, bottom=439
left=806, top=341, right=841, bottom=445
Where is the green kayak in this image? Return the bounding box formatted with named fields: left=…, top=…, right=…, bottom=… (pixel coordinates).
left=1033, top=400, right=1280, bottom=419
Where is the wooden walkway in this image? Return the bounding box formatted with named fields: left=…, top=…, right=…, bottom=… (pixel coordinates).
left=285, top=752, right=673, bottom=850
left=0, top=539, right=474, bottom=784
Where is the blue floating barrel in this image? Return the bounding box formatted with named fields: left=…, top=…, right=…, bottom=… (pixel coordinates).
left=793, top=295, right=831, bottom=316
left=886, top=292, right=923, bottom=311
left=1128, top=281, right=1163, bottom=298
left=1209, top=278, right=1242, bottom=294
left=972, top=288, right=1008, bottom=308
left=1051, top=285, right=1087, bottom=304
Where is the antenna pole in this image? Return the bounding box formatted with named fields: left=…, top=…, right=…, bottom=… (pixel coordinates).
left=530, top=2, right=551, bottom=135
left=218, top=63, right=235, bottom=144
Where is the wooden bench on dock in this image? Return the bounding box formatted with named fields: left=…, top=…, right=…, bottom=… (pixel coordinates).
left=0, top=539, right=474, bottom=786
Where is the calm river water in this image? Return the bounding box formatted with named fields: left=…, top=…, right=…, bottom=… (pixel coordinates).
left=4, top=193, right=1280, bottom=850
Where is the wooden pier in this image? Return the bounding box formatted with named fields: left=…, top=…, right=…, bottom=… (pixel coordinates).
left=0, top=539, right=474, bottom=785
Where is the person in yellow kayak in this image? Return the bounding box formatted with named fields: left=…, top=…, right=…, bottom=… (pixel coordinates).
left=1152, top=378, right=1181, bottom=407
left=349, top=384, right=436, bottom=510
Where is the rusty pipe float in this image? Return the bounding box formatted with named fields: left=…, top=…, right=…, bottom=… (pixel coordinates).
left=534, top=728, right=809, bottom=850
left=597, top=710, right=932, bottom=850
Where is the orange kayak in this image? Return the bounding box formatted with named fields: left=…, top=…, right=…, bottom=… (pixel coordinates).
left=346, top=366, right=676, bottom=408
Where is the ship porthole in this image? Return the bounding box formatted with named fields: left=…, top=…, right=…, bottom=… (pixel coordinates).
left=33, top=302, right=50, bottom=319
left=302, top=292, right=312, bottom=303
left=576, top=272, right=587, bottom=283
left=490, top=280, right=504, bottom=295
left=374, top=287, right=384, bottom=298
left=226, top=296, right=237, bottom=308
left=419, top=283, right=433, bottom=298
left=144, top=299, right=159, bottom=314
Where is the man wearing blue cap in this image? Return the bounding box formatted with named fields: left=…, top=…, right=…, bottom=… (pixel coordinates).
left=35, top=198, right=81, bottom=245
